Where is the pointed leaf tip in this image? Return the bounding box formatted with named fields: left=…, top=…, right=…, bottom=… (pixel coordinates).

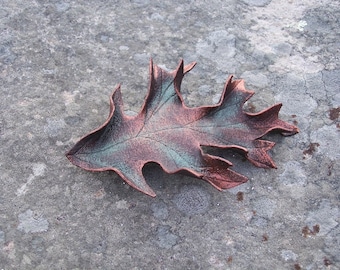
left=184, top=61, right=196, bottom=74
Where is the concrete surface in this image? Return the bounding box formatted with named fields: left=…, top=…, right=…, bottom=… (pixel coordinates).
left=0, top=0, right=339, bottom=269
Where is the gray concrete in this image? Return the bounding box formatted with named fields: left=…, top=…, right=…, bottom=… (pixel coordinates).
left=1, top=0, right=339, bottom=269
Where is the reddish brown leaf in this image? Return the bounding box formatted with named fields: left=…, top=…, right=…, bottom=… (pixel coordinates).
left=66, top=60, right=298, bottom=197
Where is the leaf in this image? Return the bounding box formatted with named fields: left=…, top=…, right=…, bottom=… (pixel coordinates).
left=66, top=60, right=298, bottom=197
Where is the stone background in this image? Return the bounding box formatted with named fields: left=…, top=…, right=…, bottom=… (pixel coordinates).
left=0, top=0, right=339, bottom=269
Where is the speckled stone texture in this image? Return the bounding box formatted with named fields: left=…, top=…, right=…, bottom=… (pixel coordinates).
left=0, top=0, right=339, bottom=269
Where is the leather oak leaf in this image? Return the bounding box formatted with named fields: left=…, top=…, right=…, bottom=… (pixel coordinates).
left=66, top=60, right=298, bottom=197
